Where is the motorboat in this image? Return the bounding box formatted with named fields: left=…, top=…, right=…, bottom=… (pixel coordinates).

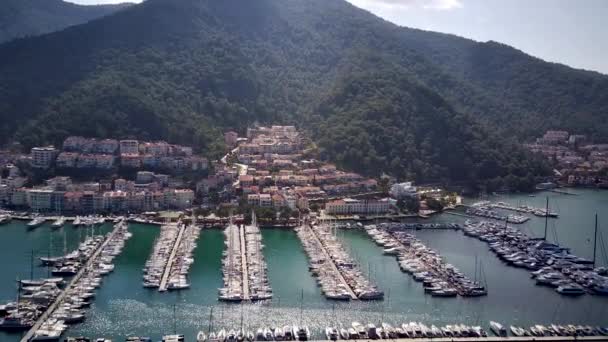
left=556, top=284, right=586, bottom=296
left=490, top=321, right=507, bottom=337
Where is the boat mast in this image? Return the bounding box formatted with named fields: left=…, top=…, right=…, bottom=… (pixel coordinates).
left=173, top=303, right=177, bottom=334
left=543, top=197, right=549, bottom=241
left=30, top=249, right=34, bottom=280
left=208, top=307, right=214, bottom=336
left=299, top=288, right=303, bottom=326
left=593, top=214, right=598, bottom=267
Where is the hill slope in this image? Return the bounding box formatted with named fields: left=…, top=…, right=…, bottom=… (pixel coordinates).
left=0, top=0, right=131, bottom=44
left=2, top=0, right=603, bottom=188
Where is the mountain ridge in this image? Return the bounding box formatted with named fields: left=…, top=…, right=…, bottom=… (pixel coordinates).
left=0, top=0, right=132, bottom=44
left=1, top=0, right=603, bottom=189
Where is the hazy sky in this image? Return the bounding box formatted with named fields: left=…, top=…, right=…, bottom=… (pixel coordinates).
left=68, top=0, right=607, bottom=74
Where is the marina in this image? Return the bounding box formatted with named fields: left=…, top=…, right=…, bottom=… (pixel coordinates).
left=142, top=223, right=182, bottom=290
left=296, top=220, right=383, bottom=300
left=365, top=224, right=487, bottom=297
left=218, top=214, right=272, bottom=301
left=163, top=224, right=201, bottom=291
left=219, top=219, right=246, bottom=301
left=465, top=204, right=530, bottom=224
left=461, top=219, right=608, bottom=296
left=0, top=223, right=129, bottom=341
left=0, top=190, right=606, bottom=341
left=243, top=213, right=273, bottom=300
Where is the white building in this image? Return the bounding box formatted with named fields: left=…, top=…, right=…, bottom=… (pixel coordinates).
left=173, top=189, right=194, bottom=209
left=119, top=140, right=140, bottom=155
left=390, top=182, right=418, bottom=199
left=27, top=189, right=53, bottom=212
left=31, top=146, right=58, bottom=169
left=325, top=198, right=393, bottom=215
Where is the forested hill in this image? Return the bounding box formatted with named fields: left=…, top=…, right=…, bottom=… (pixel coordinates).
left=0, top=0, right=605, bottom=188
left=0, top=0, right=131, bottom=44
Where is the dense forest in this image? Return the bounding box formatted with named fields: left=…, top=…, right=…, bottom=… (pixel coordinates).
left=0, top=0, right=604, bottom=189
left=0, top=0, right=131, bottom=44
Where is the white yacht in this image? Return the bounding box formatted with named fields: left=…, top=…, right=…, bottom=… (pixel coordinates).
left=556, top=284, right=586, bottom=296
left=490, top=321, right=507, bottom=337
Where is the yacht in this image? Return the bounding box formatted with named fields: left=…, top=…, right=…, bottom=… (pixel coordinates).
left=162, top=335, right=185, bottom=342
left=292, top=326, right=310, bottom=341
left=0, top=214, right=11, bottom=225
left=556, top=284, right=586, bottom=296
left=339, top=328, right=349, bottom=340
left=325, top=327, right=338, bottom=341
left=489, top=321, right=507, bottom=337
left=52, top=217, right=66, bottom=229
left=28, top=217, right=46, bottom=229
left=0, top=315, right=33, bottom=331
left=273, top=327, right=285, bottom=341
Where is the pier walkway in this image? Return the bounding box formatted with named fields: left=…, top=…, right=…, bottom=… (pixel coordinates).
left=443, top=211, right=476, bottom=219
left=307, top=337, right=607, bottom=342
left=21, top=223, right=123, bottom=342
left=239, top=224, right=250, bottom=301
left=159, top=223, right=186, bottom=292
left=304, top=224, right=358, bottom=300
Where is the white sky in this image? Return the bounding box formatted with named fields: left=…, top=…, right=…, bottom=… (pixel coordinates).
left=67, top=0, right=608, bottom=74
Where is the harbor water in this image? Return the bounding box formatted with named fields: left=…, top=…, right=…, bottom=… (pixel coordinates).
left=1, top=189, right=607, bottom=341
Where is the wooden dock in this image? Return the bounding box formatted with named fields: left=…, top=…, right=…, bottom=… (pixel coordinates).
left=20, top=223, right=123, bottom=342
left=158, top=223, right=186, bottom=292
left=239, top=224, right=250, bottom=301
left=305, top=224, right=358, bottom=300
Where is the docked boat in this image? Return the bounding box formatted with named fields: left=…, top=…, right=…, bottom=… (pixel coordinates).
left=197, top=331, right=207, bottom=342
left=490, top=321, right=507, bottom=337
left=51, top=217, right=66, bottom=229
left=0, top=215, right=11, bottom=225
left=28, top=217, right=46, bottom=229
left=556, top=284, right=586, bottom=296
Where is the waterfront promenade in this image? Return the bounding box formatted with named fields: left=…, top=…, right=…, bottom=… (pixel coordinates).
left=158, top=223, right=186, bottom=292
left=20, top=223, right=123, bottom=342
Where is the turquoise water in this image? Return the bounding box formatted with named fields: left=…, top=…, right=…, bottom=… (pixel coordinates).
left=0, top=189, right=607, bottom=341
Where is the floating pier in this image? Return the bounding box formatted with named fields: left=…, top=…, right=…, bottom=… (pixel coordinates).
left=365, top=225, right=487, bottom=297
left=142, top=223, right=181, bottom=289
left=243, top=213, right=272, bottom=300
left=296, top=220, right=383, bottom=300
left=219, top=219, right=245, bottom=301
left=159, top=223, right=187, bottom=292
left=239, top=223, right=250, bottom=301
left=219, top=213, right=272, bottom=301
left=21, top=221, right=130, bottom=342
left=462, top=220, right=607, bottom=296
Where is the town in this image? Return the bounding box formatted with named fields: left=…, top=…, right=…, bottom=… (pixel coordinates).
left=525, top=130, right=608, bottom=188
left=0, top=126, right=458, bottom=221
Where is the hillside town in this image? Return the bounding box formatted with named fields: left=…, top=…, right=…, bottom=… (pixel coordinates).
left=0, top=137, right=204, bottom=213
left=525, top=130, right=608, bottom=188
left=0, top=127, right=458, bottom=218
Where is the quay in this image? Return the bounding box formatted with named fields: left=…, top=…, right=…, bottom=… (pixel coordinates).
left=548, top=189, right=578, bottom=196
left=444, top=211, right=476, bottom=219
left=305, top=337, right=608, bottom=342
left=158, top=223, right=186, bottom=292
left=304, top=223, right=357, bottom=300
left=20, top=223, right=124, bottom=342
left=218, top=219, right=246, bottom=301
left=239, top=224, right=250, bottom=301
